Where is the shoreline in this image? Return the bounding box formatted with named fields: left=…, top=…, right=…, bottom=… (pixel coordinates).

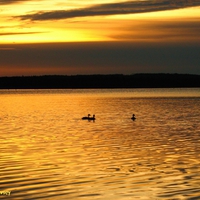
left=0, top=73, right=200, bottom=89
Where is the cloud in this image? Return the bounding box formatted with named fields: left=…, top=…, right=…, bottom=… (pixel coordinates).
left=0, top=0, right=28, bottom=4
left=0, top=0, right=41, bottom=4
left=111, top=20, right=200, bottom=41
left=1, top=42, right=200, bottom=76
left=18, top=0, right=200, bottom=21
left=0, top=32, right=45, bottom=36
left=0, top=47, right=16, bottom=50
left=0, top=0, right=18, bottom=4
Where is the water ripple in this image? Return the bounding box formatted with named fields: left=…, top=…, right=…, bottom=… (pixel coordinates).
left=0, top=89, right=200, bottom=199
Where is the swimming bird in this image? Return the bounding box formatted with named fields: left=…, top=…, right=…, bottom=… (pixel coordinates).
left=82, top=114, right=90, bottom=120
left=131, top=114, right=136, bottom=120
left=88, top=114, right=95, bottom=120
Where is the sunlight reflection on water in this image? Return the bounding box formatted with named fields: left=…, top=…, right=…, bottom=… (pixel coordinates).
left=0, top=88, right=200, bottom=199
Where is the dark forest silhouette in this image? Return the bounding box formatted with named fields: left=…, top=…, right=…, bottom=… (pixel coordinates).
left=0, top=74, right=200, bottom=89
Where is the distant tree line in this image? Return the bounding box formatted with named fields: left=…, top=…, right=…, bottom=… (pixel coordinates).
left=0, top=74, right=200, bottom=89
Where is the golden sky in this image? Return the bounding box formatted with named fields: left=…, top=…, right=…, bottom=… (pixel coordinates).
left=0, top=0, right=200, bottom=76
left=1, top=0, right=200, bottom=43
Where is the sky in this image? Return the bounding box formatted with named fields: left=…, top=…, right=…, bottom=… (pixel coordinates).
left=0, top=0, right=200, bottom=76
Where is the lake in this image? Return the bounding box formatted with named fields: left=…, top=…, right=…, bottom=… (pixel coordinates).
left=0, top=88, right=200, bottom=200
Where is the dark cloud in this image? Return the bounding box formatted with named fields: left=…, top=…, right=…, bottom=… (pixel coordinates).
left=18, top=0, right=200, bottom=21
left=0, top=32, right=44, bottom=36
left=0, top=0, right=31, bottom=4
left=0, top=0, right=19, bottom=4
left=0, top=42, right=200, bottom=76
left=112, top=20, right=200, bottom=41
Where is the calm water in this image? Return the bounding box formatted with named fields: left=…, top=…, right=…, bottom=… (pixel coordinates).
left=0, top=88, right=200, bottom=200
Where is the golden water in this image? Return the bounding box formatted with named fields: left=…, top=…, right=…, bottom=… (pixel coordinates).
left=0, top=89, right=200, bottom=199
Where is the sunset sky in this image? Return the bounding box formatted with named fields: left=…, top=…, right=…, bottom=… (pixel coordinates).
left=0, top=0, right=200, bottom=76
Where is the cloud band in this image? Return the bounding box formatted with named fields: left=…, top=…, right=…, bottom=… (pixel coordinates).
left=18, top=0, right=200, bottom=21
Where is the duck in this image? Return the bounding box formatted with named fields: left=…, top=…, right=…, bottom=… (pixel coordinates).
left=88, top=115, right=95, bottom=120
left=131, top=114, right=136, bottom=120
left=82, top=114, right=90, bottom=120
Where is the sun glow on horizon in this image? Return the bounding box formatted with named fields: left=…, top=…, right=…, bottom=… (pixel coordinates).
left=0, top=29, right=111, bottom=44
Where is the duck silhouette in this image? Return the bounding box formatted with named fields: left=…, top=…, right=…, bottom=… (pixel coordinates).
left=131, top=114, right=136, bottom=120
left=88, top=115, right=95, bottom=120
left=82, top=114, right=96, bottom=120
left=82, top=114, right=90, bottom=120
